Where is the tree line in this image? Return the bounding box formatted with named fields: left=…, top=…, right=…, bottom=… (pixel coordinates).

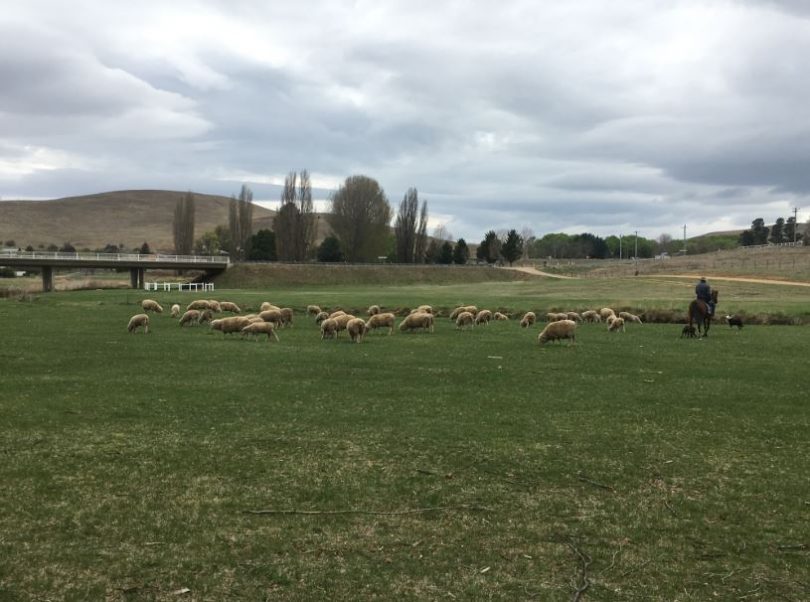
left=738, top=216, right=804, bottom=246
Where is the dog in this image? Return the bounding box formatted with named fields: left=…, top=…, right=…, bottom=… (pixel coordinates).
left=680, top=324, right=697, bottom=338
left=725, top=315, right=743, bottom=329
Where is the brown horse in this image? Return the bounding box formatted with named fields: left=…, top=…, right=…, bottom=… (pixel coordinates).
left=688, top=289, right=718, bottom=337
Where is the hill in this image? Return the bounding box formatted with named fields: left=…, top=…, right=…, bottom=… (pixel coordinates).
left=0, top=190, right=279, bottom=253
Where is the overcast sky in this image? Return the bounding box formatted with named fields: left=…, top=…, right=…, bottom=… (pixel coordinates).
left=2, top=0, right=809, bottom=240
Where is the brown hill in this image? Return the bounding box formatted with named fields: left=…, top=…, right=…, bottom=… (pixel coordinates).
left=0, top=190, right=280, bottom=252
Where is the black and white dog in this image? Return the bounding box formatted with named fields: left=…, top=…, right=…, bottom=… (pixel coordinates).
left=725, top=315, right=744, bottom=329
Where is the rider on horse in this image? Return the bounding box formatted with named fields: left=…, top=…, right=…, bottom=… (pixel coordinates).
left=695, top=277, right=714, bottom=315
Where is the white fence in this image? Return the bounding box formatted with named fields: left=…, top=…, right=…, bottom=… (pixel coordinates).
left=0, top=249, right=229, bottom=264
left=144, top=282, right=215, bottom=292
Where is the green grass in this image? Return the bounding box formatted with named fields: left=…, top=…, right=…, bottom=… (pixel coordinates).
left=1, top=281, right=808, bottom=600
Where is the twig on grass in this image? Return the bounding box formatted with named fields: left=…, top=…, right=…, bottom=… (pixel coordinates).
left=243, top=504, right=492, bottom=516
left=568, top=540, right=592, bottom=602
left=576, top=471, right=615, bottom=492
left=776, top=543, right=807, bottom=551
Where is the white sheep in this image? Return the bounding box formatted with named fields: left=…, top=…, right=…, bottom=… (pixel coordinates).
left=566, top=312, right=583, bottom=322
left=320, top=318, right=338, bottom=340
left=328, top=310, right=346, bottom=319
left=449, top=305, right=478, bottom=320
left=259, top=309, right=284, bottom=326
left=618, top=311, right=642, bottom=324
left=455, top=311, right=474, bottom=329
left=608, top=317, right=626, bottom=332
left=280, top=307, right=294, bottom=327
left=307, top=304, right=322, bottom=316
left=417, top=304, right=433, bottom=314
left=474, top=309, right=493, bottom=325
left=599, top=307, right=616, bottom=320
left=366, top=312, right=396, bottom=335
left=520, top=312, right=537, bottom=328
left=219, top=301, right=241, bottom=313
left=170, top=304, right=181, bottom=318
left=207, top=300, right=222, bottom=313
left=367, top=304, right=381, bottom=316
left=187, top=300, right=210, bottom=311
left=179, top=310, right=200, bottom=327
left=493, top=312, right=509, bottom=321
left=260, top=302, right=280, bottom=312
left=334, top=313, right=356, bottom=337
left=315, top=311, right=330, bottom=324
left=546, top=312, right=568, bottom=322
left=198, top=309, right=214, bottom=325
left=241, top=321, right=279, bottom=342
left=537, top=319, right=577, bottom=345
left=211, top=316, right=251, bottom=334
left=346, top=318, right=368, bottom=343
left=141, top=299, right=163, bottom=313
left=399, top=312, right=434, bottom=333
left=581, top=310, right=601, bottom=323
left=127, top=313, right=150, bottom=334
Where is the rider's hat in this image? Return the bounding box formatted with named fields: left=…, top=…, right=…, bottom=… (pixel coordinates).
left=699, top=276, right=706, bottom=281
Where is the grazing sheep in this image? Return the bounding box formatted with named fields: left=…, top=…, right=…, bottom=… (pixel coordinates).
left=608, top=317, right=625, bottom=332
left=455, top=311, right=475, bottom=329
left=307, top=304, right=322, bottom=316
left=141, top=299, right=163, bottom=313
left=320, top=318, right=338, bottom=340
left=179, top=310, right=200, bottom=327
left=334, top=313, right=356, bottom=336
left=681, top=324, right=697, bottom=338
left=449, top=305, right=477, bottom=320
left=366, top=312, right=396, bottom=335
left=315, top=311, right=330, bottom=324
left=417, top=304, right=433, bottom=314
left=187, top=300, right=210, bottom=311
left=197, top=309, right=214, bottom=325
left=247, top=316, right=265, bottom=324
left=566, top=312, right=583, bottom=322
left=170, top=304, right=181, bottom=318
left=493, top=312, right=509, bottom=321
left=537, top=319, right=577, bottom=345
left=725, top=315, right=744, bottom=329
left=329, top=310, right=347, bottom=320
left=546, top=312, right=568, bottom=322
left=599, top=307, right=616, bottom=320
left=618, top=311, right=642, bottom=324
left=211, top=316, right=251, bottom=334
left=399, top=312, right=434, bottom=333
left=260, top=302, right=280, bottom=312
left=279, top=307, right=294, bottom=327
left=127, top=313, right=150, bottom=334
left=346, top=318, right=368, bottom=343
left=207, top=300, right=222, bottom=313
left=475, top=309, right=493, bottom=325
left=581, top=310, right=601, bottom=323
left=367, top=304, right=381, bottom=316
left=259, top=309, right=284, bottom=326
left=241, top=321, right=279, bottom=342
left=219, top=301, right=241, bottom=313
left=520, top=312, right=537, bottom=328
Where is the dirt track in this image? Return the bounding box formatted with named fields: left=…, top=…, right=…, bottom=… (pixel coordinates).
left=503, top=266, right=577, bottom=279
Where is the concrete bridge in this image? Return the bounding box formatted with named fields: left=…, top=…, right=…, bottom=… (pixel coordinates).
left=0, top=250, right=229, bottom=292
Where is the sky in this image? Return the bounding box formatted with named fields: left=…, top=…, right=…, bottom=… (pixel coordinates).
left=2, top=0, right=810, bottom=241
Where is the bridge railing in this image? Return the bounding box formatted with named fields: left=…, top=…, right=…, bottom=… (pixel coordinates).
left=0, top=250, right=230, bottom=264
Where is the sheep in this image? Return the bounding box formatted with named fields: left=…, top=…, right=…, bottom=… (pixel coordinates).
left=566, top=312, right=583, bottom=322
left=127, top=313, right=150, bottom=334
left=608, top=317, right=626, bottom=332
left=247, top=316, right=265, bottom=324
left=259, top=309, right=284, bottom=326
left=599, top=307, right=616, bottom=320
left=455, top=311, right=475, bottom=329
left=618, top=311, right=642, bottom=324
left=581, top=310, right=601, bottom=323
left=279, top=307, right=294, bottom=327
left=367, top=304, right=381, bottom=316
left=399, top=312, right=434, bottom=333
left=315, top=311, right=330, bottom=324
left=170, top=304, right=181, bottom=318
left=179, top=310, right=200, bottom=327
left=606, top=314, right=617, bottom=326
left=307, top=304, right=322, bottom=316
left=141, top=299, right=163, bottom=313
left=320, top=318, right=338, bottom=340
left=241, top=321, right=279, bottom=342
left=449, top=305, right=478, bottom=320
left=474, top=309, right=493, bottom=325
left=207, top=300, right=222, bottom=313
left=334, top=313, right=357, bottom=336
left=417, top=304, right=434, bottom=314
left=366, top=312, right=396, bottom=335
left=346, top=318, right=368, bottom=343
left=329, top=310, right=346, bottom=319
left=725, top=314, right=744, bottom=329
left=187, top=300, right=210, bottom=311
left=537, top=319, right=577, bottom=345
left=493, top=312, right=509, bottom=321
left=211, top=316, right=251, bottom=334
left=219, top=301, right=241, bottom=313
left=546, top=312, right=568, bottom=322
left=260, top=302, right=280, bottom=312
left=197, top=309, right=214, bottom=325
left=520, top=312, right=537, bottom=328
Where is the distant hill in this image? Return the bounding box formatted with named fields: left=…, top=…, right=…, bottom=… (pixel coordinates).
left=0, top=190, right=282, bottom=252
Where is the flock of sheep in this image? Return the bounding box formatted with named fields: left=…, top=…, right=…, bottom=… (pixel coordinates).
left=127, top=299, right=642, bottom=346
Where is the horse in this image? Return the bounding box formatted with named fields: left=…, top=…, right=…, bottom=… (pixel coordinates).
left=687, top=289, right=718, bottom=337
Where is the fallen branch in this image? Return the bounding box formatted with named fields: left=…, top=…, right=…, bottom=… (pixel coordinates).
left=243, top=504, right=492, bottom=516
left=776, top=543, right=807, bottom=551
left=576, top=471, right=615, bottom=492
left=569, top=541, right=592, bottom=602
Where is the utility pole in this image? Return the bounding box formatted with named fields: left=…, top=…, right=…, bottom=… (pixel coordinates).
left=683, top=224, right=687, bottom=254
left=634, top=230, right=638, bottom=259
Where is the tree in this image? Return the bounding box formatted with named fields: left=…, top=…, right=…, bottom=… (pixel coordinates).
left=317, top=236, right=344, bottom=262
left=520, top=227, right=534, bottom=260
left=657, top=233, right=673, bottom=254
left=194, top=231, right=221, bottom=255
left=452, top=238, right=469, bottom=265
left=327, top=175, right=392, bottom=262
left=394, top=188, right=419, bottom=262
left=500, top=229, right=523, bottom=266
left=437, top=241, right=454, bottom=264
left=478, top=230, right=500, bottom=263
left=228, top=185, right=253, bottom=260
left=275, top=170, right=316, bottom=261
left=4, top=240, right=15, bottom=247
left=769, top=217, right=786, bottom=244
left=173, top=191, right=195, bottom=255
left=751, top=218, right=769, bottom=245
left=785, top=216, right=801, bottom=243
left=25, top=245, right=34, bottom=252
left=424, top=239, right=440, bottom=264
left=413, top=200, right=428, bottom=263
left=432, top=224, right=454, bottom=243
left=248, top=229, right=277, bottom=261
left=139, top=241, right=151, bottom=254
left=59, top=242, right=75, bottom=253
left=738, top=230, right=755, bottom=246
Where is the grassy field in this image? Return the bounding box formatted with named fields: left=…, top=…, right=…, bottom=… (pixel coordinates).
left=1, top=279, right=808, bottom=600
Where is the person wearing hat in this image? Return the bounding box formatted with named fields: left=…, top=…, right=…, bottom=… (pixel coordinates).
left=695, top=276, right=714, bottom=315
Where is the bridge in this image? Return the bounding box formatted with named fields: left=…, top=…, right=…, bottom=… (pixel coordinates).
left=0, top=250, right=229, bottom=292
